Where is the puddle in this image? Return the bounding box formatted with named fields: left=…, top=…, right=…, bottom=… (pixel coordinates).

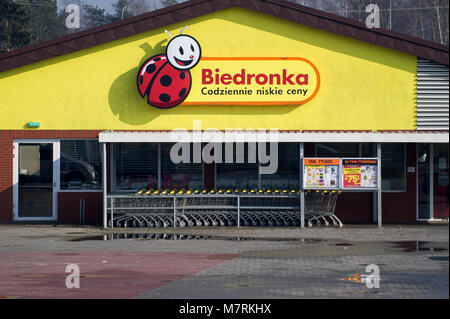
left=68, top=233, right=322, bottom=242
left=392, top=241, right=448, bottom=253
left=428, top=256, right=449, bottom=261
left=69, top=236, right=106, bottom=242
left=70, top=234, right=212, bottom=241
left=66, top=235, right=448, bottom=257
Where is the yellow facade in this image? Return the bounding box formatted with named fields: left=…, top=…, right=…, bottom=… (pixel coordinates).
left=0, top=7, right=416, bottom=130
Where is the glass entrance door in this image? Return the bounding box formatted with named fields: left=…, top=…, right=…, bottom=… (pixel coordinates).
left=417, top=144, right=431, bottom=219
left=15, top=142, right=56, bottom=220
left=433, top=144, right=449, bottom=219
left=417, top=143, right=449, bottom=220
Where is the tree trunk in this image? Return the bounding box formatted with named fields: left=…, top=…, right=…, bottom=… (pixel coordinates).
left=432, top=0, right=444, bottom=44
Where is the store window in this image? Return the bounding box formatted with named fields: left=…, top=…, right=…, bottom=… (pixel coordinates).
left=317, top=143, right=376, bottom=157
left=216, top=143, right=258, bottom=190
left=381, top=143, right=405, bottom=191
left=115, top=143, right=158, bottom=190
left=316, top=143, right=359, bottom=157
left=316, top=142, right=405, bottom=191
left=60, top=140, right=102, bottom=190
left=161, top=143, right=203, bottom=189
left=261, top=143, right=299, bottom=189
left=361, top=143, right=376, bottom=157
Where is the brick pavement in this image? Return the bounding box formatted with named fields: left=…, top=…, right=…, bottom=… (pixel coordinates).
left=0, top=225, right=448, bottom=299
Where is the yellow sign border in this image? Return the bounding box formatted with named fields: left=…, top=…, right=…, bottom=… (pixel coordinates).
left=183, top=57, right=321, bottom=106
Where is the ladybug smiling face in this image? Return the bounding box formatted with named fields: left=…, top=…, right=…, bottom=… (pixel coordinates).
left=137, top=27, right=202, bottom=109
left=166, top=33, right=201, bottom=70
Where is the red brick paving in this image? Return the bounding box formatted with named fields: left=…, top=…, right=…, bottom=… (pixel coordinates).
left=0, top=251, right=240, bottom=298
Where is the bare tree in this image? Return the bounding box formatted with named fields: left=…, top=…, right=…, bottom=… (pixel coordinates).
left=128, top=0, right=151, bottom=15
left=286, top=0, right=448, bottom=45
left=432, top=0, right=444, bottom=44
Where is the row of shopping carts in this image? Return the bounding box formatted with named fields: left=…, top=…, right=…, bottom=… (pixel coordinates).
left=109, top=210, right=306, bottom=228
left=106, top=188, right=342, bottom=228
left=135, top=188, right=301, bottom=196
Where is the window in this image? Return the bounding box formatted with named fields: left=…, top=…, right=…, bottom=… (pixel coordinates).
left=361, top=143, right=376, bottom=157
left=316, top=143, right=376, bottom=157
left=316, top=143, right=359, bottom=157
left=161, top=143, right=203, bottom=189
left=216, top=143, right=258, bottom=189
left=115, top=143, right=158, bottom=190
left=381, top=143, right=405, bottom=191
left=60, top=140, right=102, bottom=190
left=316, top=142, right=405, bottom=191
left=261, top=143, right=299, bottom=189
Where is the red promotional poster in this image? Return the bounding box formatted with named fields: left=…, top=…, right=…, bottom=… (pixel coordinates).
left=342, top=159, right=378, bottom=189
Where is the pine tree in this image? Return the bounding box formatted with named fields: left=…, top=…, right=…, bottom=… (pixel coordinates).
left=0, top=0, right=32, bottom=52
left=21, top=0, right=67, bottom=44
left=83, top=5, right=110, bottom=28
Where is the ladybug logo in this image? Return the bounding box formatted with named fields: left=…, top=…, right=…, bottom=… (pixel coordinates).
left=137, top=26, right=202, bottom=109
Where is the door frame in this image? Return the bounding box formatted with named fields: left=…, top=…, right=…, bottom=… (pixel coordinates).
left=415, top=143, right=448, bottom=221
left=416, top=143, right=433, bottom=221
left=13, top=139, right=60, bottom=221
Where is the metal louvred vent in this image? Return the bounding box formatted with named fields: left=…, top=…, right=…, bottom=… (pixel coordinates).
left=417, top=58, right=449, bottom=130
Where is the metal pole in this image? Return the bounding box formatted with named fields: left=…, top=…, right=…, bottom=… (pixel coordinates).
left=430, top=144, right=434, bottom=219
left=300, top=142, right=305, bottom=228
left=110, top=197, right=114, bottom=229
left=389, top=0, right=392, bottom=30
left=173, top=196, right=176, bottom=228
left=257, top=161, right=261, bottom=190
left=121, top=5, right=129, bottom=20
left=300, top=191, right=305, bottom=228
left=372, top=191, right=377, bottom=223
left=102, top=142, right=107, bottom=229
left=237, top=196, right=240, bottom=228
left=377, top=143, right=382, bottom=228
left=158, top=143, right=161, bottom=189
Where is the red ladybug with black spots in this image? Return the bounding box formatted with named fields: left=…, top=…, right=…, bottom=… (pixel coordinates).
left=137, top=26, right=201, bottom=109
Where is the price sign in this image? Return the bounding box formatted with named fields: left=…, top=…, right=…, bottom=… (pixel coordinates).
left=342, top=159, right=378, bottom=190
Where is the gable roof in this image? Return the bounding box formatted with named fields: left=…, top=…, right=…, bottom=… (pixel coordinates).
left=0, top=0, right=448, bottom=73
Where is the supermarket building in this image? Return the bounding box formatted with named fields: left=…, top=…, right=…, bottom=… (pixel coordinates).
left=0, top=0, right=448, bottom=226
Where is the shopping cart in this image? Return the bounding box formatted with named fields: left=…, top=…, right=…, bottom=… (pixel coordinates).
left=304, top=190, right=342, bottom=227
